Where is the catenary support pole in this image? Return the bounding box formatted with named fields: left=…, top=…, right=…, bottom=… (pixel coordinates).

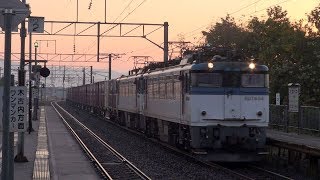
left=90, top=66, right=93, bottom=83
left=105, top=0, right=107, bottom=23
left=108, top=54, right=111, bottom=80
left=32, top=44, right=38, bottom=120
left=28, top=32, right=34, bottom=133
left=97, top=22, right=100, bottom=62
left=1, top=9, right=14, bottom=180
left=15, top=0, right=29, bottom=162
left=163, top=22, right=169, bottom=67
left=83, top=67, right=85, bottom=85
left=63, top=65, right=65, bottom=99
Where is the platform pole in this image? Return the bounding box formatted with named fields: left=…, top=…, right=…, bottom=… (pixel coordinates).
left=28, top=32, right=34, bottom=133
left=1, top=9, right=14, bottom=180
left=15, top=0, right=29, bottom=162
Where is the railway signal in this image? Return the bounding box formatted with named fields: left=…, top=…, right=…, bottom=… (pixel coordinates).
left=40, top=67, right=50, bottom=78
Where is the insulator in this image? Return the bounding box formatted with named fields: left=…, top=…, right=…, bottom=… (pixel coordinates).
left=88, top=1, right=92, bottom=10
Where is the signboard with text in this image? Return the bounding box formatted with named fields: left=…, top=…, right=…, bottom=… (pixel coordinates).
left=10, top=86, right=27, bottom=132
left=28, top=16, right=44, bottom=33
left=288, top=85, right=300, bottom=112
left=276, top=93, right=280, bottom=105
left=32, top=88, right=39, bottom=99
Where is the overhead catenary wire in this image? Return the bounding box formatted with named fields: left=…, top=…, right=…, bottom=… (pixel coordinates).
left=247, top=0, right=292, bottom=16
left=181, top=0, right=294, bottom=44
left=112, top=0, right=135, bottom=23
left=229, top=0, right=264, bottom=15
left=118, top=0, right=147, bottom=23
left=80, top=0, right=147, bottom=55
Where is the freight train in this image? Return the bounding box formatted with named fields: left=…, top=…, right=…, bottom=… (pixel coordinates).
left=67, top=48, right=269, bottom=162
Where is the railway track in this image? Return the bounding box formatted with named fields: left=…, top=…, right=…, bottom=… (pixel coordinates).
left=212, top=163, right=295, bottom=180
left=100, top=116, right=294, bottom=179
left=150, top=137, right=294, bottom=180
left=51, top=102, right=151, bottom=180
left=60, top=102, right=297, bottom=180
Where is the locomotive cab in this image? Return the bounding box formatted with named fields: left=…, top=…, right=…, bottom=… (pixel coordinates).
left=186, top=61, right=269, bottom=161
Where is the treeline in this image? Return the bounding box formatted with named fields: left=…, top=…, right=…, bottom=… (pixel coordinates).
left=202, top=5, right=320, bottom=106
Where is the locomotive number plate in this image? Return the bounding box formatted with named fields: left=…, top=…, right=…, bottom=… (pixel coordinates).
left=244, top=96, right=264, bottom=101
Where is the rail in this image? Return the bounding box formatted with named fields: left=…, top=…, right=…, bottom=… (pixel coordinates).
left=52, top=102, right=151, bottom=180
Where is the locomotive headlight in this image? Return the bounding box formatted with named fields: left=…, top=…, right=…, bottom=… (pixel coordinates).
left=249, top=62, right=255, bottom=69
left=257, top=111, right=263, bottom=116
left=208, top=62, right=214, bottom=69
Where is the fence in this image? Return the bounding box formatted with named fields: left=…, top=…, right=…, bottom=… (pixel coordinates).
left=269, top=105, right=320, bottom=135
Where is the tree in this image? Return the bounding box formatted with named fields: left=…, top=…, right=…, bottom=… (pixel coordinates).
left=202, top=15, right=249, bottom=50
left=202, top=5, right=320, bottom=106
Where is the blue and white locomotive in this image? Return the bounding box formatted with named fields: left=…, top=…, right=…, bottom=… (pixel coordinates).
left=67, top=48, right=269, bottom=162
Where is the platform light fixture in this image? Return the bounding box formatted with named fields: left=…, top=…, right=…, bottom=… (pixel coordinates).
left=34, top=41, right=39, bottom=48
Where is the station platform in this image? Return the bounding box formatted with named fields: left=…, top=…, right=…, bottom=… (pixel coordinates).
left=0, top=105, right=101, bottom=180
left=266, top=129, right=320, bottom=156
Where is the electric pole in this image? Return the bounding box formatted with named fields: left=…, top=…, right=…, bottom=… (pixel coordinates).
left=109, top=54, right=111, bottom=80
left=90, top=66, right=93, bottom=83
left=63, top=66, right=65, bottom=99
left=83, top=67, right=85, bottom=85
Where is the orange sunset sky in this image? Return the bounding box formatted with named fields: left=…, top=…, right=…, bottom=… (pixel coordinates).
left=1, top=0, right=319, bottom=75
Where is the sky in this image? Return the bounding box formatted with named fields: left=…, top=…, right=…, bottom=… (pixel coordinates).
left=1, top=0, right=320, bottom=78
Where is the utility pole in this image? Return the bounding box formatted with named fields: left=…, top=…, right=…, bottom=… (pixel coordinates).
left=2, top=9, right=14, bottom=180
left=83, top=67, right=85, bottom=85
left=62, top=65, right=65, bottom=99
left=90, top=66, right=93, bottom=83
left=104, top=0, right=107, bottom=23
left=164, top=22, right=169, bottom=66
left=15, top=0, right=28, bottom=163
left=109, top=54, right=111, bottom=80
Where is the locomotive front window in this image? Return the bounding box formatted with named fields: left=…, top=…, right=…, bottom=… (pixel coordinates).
left=191, top=73, right=222, bottom=87
left=223, top=72, right=240, bottom=87
left=241, top=74, right=265, bottom=87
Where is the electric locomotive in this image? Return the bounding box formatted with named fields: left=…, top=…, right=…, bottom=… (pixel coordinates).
left=67, top=47, right=269, bottom=162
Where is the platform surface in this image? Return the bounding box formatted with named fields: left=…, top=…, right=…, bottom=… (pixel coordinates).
left=45, top=105, right=101, bottom=180
left=0, top=105, right=101, bottom=180
left=267, top=129, right=320, bottom=150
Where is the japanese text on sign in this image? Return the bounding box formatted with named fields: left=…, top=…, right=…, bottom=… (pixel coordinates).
left=10, top=87, right=27, bottom=132
left=288, top=87, right=299, bottom=112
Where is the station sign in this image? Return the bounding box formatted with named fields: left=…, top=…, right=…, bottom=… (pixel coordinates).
left=32, top=88, right=39, bottom=99
left=276, top=93, right=280, bottom=105
left=28, top=16, right=44, bottom=33
left=288, top=84, right=300, bottom=112
left=10, top=86, right=27, bottom=132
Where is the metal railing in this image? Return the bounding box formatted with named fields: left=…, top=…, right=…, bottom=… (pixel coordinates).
left=269, top=105, right=320, bottom=135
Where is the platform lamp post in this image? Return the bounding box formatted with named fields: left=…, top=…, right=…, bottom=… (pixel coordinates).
left=33, top=42, right=39, bottom=121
